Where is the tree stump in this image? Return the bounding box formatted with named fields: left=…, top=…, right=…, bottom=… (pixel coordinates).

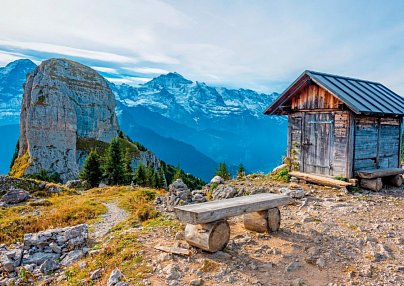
left=384, top=174, right=403, bottom=187
left=360, top=178, right=383, bottom=192
left=243, top=207, right=281, bottom=233
left=184, top=220, right=230, bottom=252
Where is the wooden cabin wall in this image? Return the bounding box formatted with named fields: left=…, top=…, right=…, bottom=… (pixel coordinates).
left=354, top=116, right=401, bottom=171
left=288, top=110, right=352, bottom=178
left=288, top=113, right=302, bottom=170
left=291, top=83, right=343, bottom=110
left=332, top=111, right=353, bottom=178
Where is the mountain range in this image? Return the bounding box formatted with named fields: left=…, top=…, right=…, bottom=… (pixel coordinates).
left=0, top=59, right=287, bottom=180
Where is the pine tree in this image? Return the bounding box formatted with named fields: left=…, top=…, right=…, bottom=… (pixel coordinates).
left=157, top=168, right=167, bottom=189
left=133, top=162, right=147, bottom=186
left=237, top=163, right=246, bottom=179
left=80, top=150, right=102, bottom=187
left=216, top=162, right=231, bottom=180
left=103, top=137, right=125, bottom=185
left=173, top=163, right=182, bottom=181
left=122, top=149, right=133, bottom=184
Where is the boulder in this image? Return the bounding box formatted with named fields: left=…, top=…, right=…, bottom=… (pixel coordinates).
left=39, top=259, right=59, bottom=274
left=107, top=268, right=123, bottom=286
left=210, top=176, right=224, bottom=184
left=60, top=250, right=85, bottom=267
left=166, top=179, right=191, bottom=211
left=0, top=189, right=29, bottom=204
left=212, top=185, right=238, bottom=200
left=279, top=187, right=305, bottom=199
left=90, top=268, right=103, bottom=280
left=64, top=180, right=83, bottom=189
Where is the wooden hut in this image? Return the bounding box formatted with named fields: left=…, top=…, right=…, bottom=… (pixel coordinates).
left=264, top=70, right=404, bottom=191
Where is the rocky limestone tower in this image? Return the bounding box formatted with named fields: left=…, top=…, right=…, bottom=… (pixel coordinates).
left=11, top=58, right=119, bottom=182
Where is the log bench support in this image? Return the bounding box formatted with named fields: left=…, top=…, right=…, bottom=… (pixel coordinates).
left=184, top=220, right=230, bottom=252
left=174, top=193, right=291, bottom=252
left=357, top=168, right=404, bottom=191
left=243, top=207, right=281, bottom=233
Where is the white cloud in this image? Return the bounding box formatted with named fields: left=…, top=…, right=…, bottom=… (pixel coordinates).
left=91, top=66, right=119, bottom=74
left=123, top=67, right=170, bottom=75
left=106, top=76, right=151, bottom=86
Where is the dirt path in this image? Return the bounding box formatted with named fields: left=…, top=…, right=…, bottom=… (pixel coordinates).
left=91, top=202, right=129, bottom=240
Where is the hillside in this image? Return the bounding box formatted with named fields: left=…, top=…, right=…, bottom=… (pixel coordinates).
left=0, top=173, right=402, bottom=285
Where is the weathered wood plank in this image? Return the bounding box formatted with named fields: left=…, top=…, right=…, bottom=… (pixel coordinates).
left=356, top=168, right=404, bottom=179
left=360, top=178, right=383, bottom=191
left=289, top=171, right=352, bottom=187
left=174, top=194, right=290, bottom=224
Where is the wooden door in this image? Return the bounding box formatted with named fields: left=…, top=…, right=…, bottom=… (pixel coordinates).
left=302, top=113, right=334, bottom=175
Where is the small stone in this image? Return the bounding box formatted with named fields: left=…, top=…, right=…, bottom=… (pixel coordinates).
left=157, top=253, right=171, bottom=262
left=286, top=261, right=301, bottom=272
left=79, top=261, right=87, bottom=269
left=49, top=242, right=61, bottom=253
left=316, top=257, right=326, bottom=268
left=0, top=255, right=14, bottom=272
left=39, top=259, right=59, bottom=274
left=174, top=231, right=185, bottom=240
left=107, top=268, right=123, bottom=286
left=163, top=264, right=181, bottom=280
left=90, top=268, right=103, bottom=280
left=190, top=278, right=203, bottom=286
left=60, top=250, right=84, bottom=267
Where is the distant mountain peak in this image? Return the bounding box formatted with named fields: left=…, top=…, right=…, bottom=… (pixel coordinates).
left=144, top=72, right=193, bottom=89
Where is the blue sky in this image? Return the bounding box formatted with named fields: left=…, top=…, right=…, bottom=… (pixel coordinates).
left=1, top=0, right=404, bottom=94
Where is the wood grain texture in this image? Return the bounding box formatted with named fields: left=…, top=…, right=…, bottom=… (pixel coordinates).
left=360, top=178, right=383, bottom=192
left=174, top=194, right=290, bottom=224
left=184, top=220, right=230, bottom=252
left=356, top=168, right=404, bottom=179
left=289, top=171, right=352, bottom=187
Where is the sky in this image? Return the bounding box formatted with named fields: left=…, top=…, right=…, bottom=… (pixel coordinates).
left=1, top=0, right=404, bottom=94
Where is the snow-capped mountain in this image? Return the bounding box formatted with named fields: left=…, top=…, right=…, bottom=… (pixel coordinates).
left=111, top=72, right=280, bottom=130
left=0, top=59, right=36, bottom=125
left=0, top=59, right=287, bottom=179
left=110, top=72, right=287, bottom=179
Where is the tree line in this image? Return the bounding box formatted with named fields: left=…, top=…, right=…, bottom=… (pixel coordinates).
left=80, top=137, right=206, bottom=189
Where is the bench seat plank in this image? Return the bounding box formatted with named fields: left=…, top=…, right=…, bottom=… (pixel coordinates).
left=174, top=193, right=290, bottom=224
left=356, top=168, right=404, bottom=179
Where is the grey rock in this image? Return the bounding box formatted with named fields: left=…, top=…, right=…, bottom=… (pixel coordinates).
left=190, top=278, right=203, bottom=286
left=39, top=259, right=59, bottom=274
left=316, top=257, right=326, bottom=268
left=64, top=180, right=83, bottom=189
left=60, top=250, right=84, bottom=267
left=212, top=185, right=238, bottom=200
left=0, top=255, right=14, bottom=272
left=14, top=58, right=120, bottom=182
left=0, top=189, right=29, bottom=204
left=107, top=268, right=123, bottom=286
left=90, top=268, right=103, bottom=280
left=22, top=252, right=60, bottom=266
left=166, top=179, right=191, bottom=211
left=163, top=264, right=181, bottom=280
left=286, top=261, right=301, bottom=272
left=49, top=242, right=61, bottom=253
left=280, top=187, right=305, bottom=199
left=210, top=176, right=224, bottom=184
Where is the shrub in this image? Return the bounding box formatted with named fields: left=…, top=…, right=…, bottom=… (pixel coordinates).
left=135, top=205, right=158, bottom=222
left=26, top=169, right=61, bottom=183
left=270, top=166, right=290, bottom=182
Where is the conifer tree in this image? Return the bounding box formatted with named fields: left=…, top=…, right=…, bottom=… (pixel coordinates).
left=103, top=137, right=125, bottom=185
left=123, top=149, right=133, bottom=184
left=237, top=163, right=246, bottom=179
left=80, top=150, right=102, bottom=187
left=158, top=168, right=167, bottom=189
left=133, top=162, right=147, bottom=186
left=216, top=162, right=231, bottom=180
left=173, top=163, right=182, bottom=181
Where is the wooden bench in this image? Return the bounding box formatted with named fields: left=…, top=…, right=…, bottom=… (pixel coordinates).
left=357, top=168, right=404, bottom=191
left=174, top=193, right=290, bottom=252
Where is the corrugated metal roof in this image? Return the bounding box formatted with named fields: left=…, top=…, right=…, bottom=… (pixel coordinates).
left=265, top=70, right=404, bottom=116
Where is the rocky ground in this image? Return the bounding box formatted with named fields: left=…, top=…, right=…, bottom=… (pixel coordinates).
left=137, top=178, right=404, bottom=286
left=0, top=175, right=403, bottom=286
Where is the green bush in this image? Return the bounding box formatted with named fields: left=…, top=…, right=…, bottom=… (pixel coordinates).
left=270, top=166, right=290, bottom=182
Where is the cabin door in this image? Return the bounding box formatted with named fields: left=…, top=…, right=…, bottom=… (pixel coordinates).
left=302, top=113, right=334, bottom=176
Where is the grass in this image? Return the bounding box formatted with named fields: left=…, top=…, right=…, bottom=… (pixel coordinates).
left=9, top=151, right=30, bottom=178
left=269, top=166, right=290, bottom=183
left=1, top=182, right=179, bottom=284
